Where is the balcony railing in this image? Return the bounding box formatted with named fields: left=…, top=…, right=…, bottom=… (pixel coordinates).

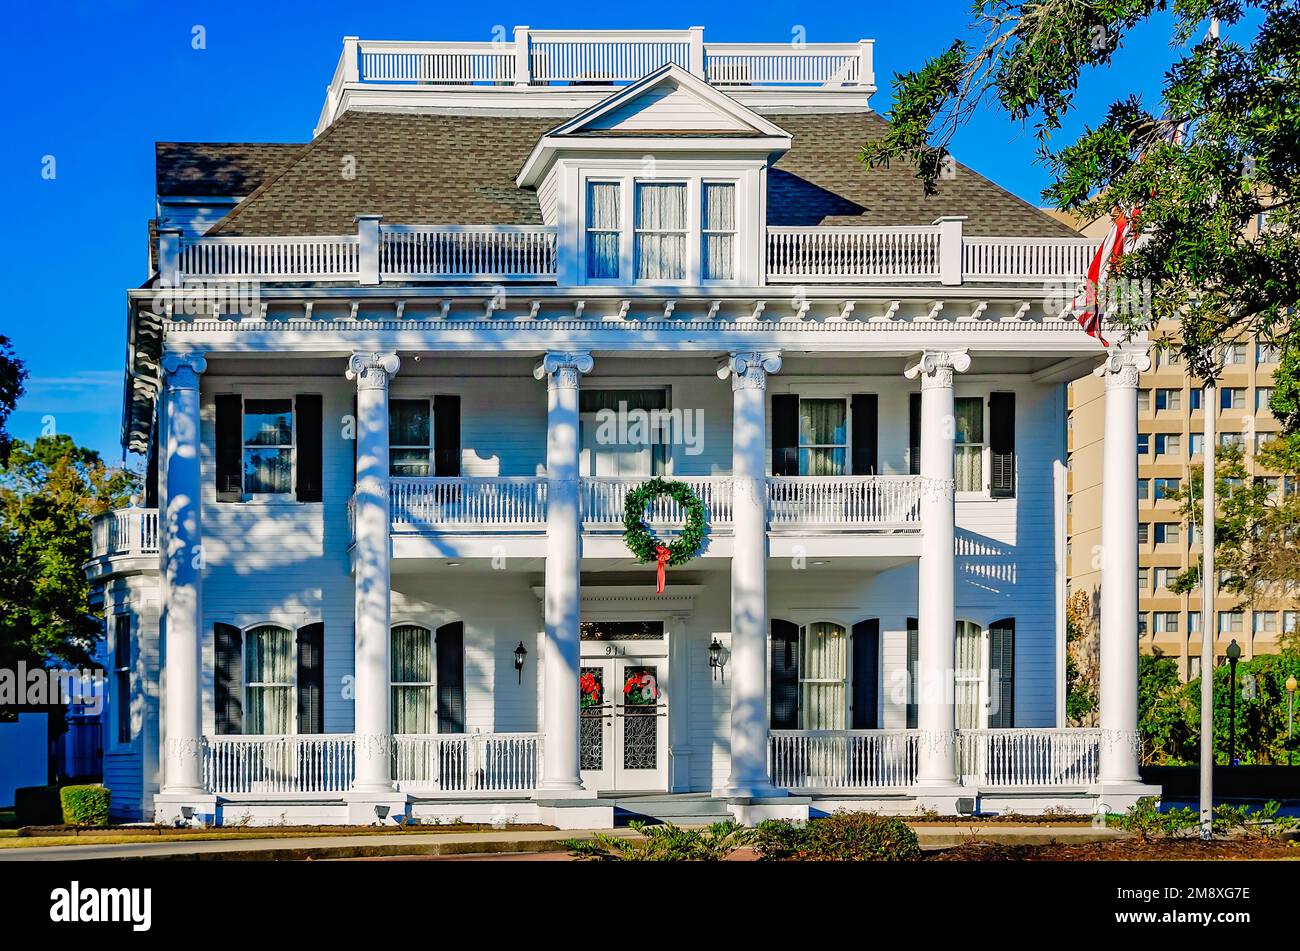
left=380, top=225, right=557, bottom=281
left=770, top=728, right=1104, bottom=792
left=90, top=508, right=159, bottom=559
left=201, top=733, right=541, bottom=795
left=379, top=475, right=922, bottom=536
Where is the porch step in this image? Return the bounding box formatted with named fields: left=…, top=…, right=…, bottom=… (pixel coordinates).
left=606, top=793, right=732, bottom=826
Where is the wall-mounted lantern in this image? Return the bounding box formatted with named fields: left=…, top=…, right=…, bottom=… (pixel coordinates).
left=514, top=641, right=528, bottom=684
left=709, top=637, right=726, bottom=682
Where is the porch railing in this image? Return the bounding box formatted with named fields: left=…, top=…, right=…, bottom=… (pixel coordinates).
left=767, top=226, right=943, bottom=283
left=203, top=735, right=357, bottom=794
left=178, top=234, right=361, bottom=281
left=767, top=476, right=922, bottom=529
left=956, top=728, right=1101, bottom=787
left=769, top=730, right=919, bottom=789
left=90, top=507, right=159, bottom=559
left=379, top=225, right=557, bottom=281
left=392, top=733, right=542, bottom=792
left=962, top=236, right=1100, bottom=283
left=582, top=475, right=734, bottom=528
left=390, top=477, right=549, bottom=530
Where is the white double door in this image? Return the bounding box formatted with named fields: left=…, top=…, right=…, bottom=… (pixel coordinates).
left=579, top=648, right=669, bottom=792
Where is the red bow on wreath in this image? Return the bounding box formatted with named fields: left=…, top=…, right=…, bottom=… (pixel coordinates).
left=655, top=544, right=671, bottom=595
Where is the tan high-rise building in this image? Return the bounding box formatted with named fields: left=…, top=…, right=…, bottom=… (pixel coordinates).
left=1055, top=210, right=1296, bottom=680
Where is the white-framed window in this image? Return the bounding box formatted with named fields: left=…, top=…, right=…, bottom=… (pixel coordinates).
left=1155, top=388, right=1181, bottom=411
left=1285, top=611, right=1299, bottom=634
left=1190, top=388, right=1203, bottom=411
left=1154, top=477, right=1180, bottom=500
left=1137, top=612, right=1149, bottom=635
left=1154, top=612, right=1179, bottom=634
left=392, top=624, right=435, bottom=734
left=1253, top=611, right=1278, bottom=635
left=1222, top=343, right=1248, bottom=365
left=1190, top=432, right=1205, bottom=457
left=1218, top=610, right=1244, bottom=634
left=1220, top=432, right=1244, bottom=450
left=1255, top=431, right=1276, bottom=454
left=1154, top=567, right=1176, bottom=590
left=1137, top=389, right=1151, bottom=413
left=954, top=396, right=985, bottom=493
left=634, top=181, right=688, bottom=281
left=1138, top=522, right=1150, bottom=545
left=1220, top=387, right=1246, bottom=411
left=1138, top=567, right=1149, bottom=590
left=243, top=399, right=295, bottom=495
left=1256, top=387, right=1274, bottom=413
left=1154, top=522, right=1180, bottom=545
left=1137, top=433, right=1150, bottom=455
left=244, top=625, right=294, bottom=734
left=1138, top=478, right=1150, bottom=500
left=701, top=181, right=736, bottom=281
left=1189, top=611, right=1202, bottom=633
left=1155, top=433, right=1181, bottom=457
left=1257, top=342, right=1281, bottom=364
left=798, top=622, right=847, bottom=730
left=112, top=614, right=132, bottom=747
left=389, top=398, right=433, bottom=477
left=798, top=398, right=848, bottom=476
left=585, top=180, right=622, bottom=280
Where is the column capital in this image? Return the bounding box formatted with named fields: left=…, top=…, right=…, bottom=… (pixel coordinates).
left=160, top=352, right=207, bottom=389
left=717, top=350, right=782, bottom=390
left=904, top=349, right=970, bottom=389
left=347, top=350, right=400, bottom=389
left=1093, top=346, right=1152, bottom=388
left=533, top=350, right=594, bottom=388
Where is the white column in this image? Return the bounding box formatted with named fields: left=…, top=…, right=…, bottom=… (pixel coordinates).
left=718, top=351, right=785, bottom=798
left=160, top=351, right=207, bottom=794
left=1096, top=347, right=1151, bottom=784
left=904, top=350, right=970, bottom=786
left=347, top=350, right=400, bottom=792
left=534, top=351, right=594, bottom=794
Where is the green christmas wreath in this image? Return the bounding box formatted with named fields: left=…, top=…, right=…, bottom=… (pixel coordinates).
left=622, top=477, right=706, bottom=566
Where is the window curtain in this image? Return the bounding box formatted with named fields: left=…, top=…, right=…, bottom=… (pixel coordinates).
left=798, top=399, right=847, bottom=476
left=243, top=399, right=293, bottom=494
left=391, top=625, right=434, bottom=734
left=389, top=399, right=432, bottom=477
left=953, top=397, right=984, bottom=492
left=635, top=182, right=687, bottom=280
left=245, top=625, right=292, bottom=734
left=702, top=182, right=735, bottom=280
left=799, top=622, right=847, bottom=730
left=954, top=621, right=983, bottom=730
left=586, top=181, right=621, bottom=279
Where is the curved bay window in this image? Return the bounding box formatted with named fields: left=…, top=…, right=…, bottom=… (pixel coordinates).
left=244, top=625, right=293, bottom=734
left=392, top=625, right=434, bottom=734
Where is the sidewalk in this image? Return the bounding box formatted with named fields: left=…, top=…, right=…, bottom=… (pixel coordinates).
left=0, top=824, right=1127, bottom=861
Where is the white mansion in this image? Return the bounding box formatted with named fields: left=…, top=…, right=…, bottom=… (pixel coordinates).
left=87, top=28, right=1157, bottom=828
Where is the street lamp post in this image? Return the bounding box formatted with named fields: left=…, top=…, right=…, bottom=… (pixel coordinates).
left=1287, top=676, right=1297, bottom=767
left=1226, top=639, right=1241, bottom=765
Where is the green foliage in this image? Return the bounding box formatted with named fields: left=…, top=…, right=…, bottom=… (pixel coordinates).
left=0, top=436, right=137, bottom=672
left=863, top=1, right=1300, bottom=407
left=564, top=820, right=751, bottom=861
left=622, top=478, right=706, bottom=566
left=13, top=785, right=62, bottom=826
left=1139, top=652, right=1196, bottom=764
left=59, top=785, right=110, bottom=827
left=1109, top=796, right=1298, bottom=838
left=753, top=811, right=922, bottom=862
left=1066, top=590, right=1098, bottom=724
left=0, top=336, right=25, bottom=466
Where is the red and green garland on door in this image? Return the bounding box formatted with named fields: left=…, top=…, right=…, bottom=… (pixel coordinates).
left=622, top=477, right=706, bottom=593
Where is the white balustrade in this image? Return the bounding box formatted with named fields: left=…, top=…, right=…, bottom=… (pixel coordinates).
left=90, top=508, right=159, bottom=558
left=392, top=733, right=542, bottom=792
left=705, top=44, right=866, bottom=86
left=767, top=226, right=943, bottom=282
left=582, top=476, right=733, bottom=528
left=529, top=31, right=691, bottom=83
left=379, top=225, right=557, bottom=280
left=390, top=477, right=549, bottom=530
left=203, top=735, right=357, bottom=794
left=956, top=728, right=1102, bottom=787
left=962, top=236, right=1101, bottom=283
left=769, top=730, right=919, bottom=789
left=178, top=235, right=360, bottom=281
left=360, top=41, right=515, bottom=83
left=767, top=476, right=922, bottom=529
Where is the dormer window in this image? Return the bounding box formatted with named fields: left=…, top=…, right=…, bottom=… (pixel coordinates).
left=585, top=181, right=621, bottom=280
left=702, top=182, right=736, bottom=281
left=634, top=182, right=687, bottom=280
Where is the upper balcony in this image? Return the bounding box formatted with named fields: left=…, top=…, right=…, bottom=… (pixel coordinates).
left=86, top=507, right=159, bottom=581
left=315, top=28, right=876, bottom=136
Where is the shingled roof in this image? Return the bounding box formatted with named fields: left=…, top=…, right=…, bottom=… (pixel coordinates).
left=156, top=142, right=304, bottom=197
left=204, top=110, right=1077, bottom=238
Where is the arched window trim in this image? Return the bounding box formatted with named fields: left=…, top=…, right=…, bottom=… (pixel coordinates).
left=241, top=622, right=296, bottom=736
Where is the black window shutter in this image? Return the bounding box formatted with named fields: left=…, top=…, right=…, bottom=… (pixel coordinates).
left=436, top=621, right=465, bottom=734
left=989, top=618, right=1015, bottom=728
left=296, top=622, right=325, bottom=734
left=850, top=394, right=878, bottom=475
left=214, top=623, right=243, bottom=735
left=215, top=394, right=242, bottom=502
left=771, top=395, right=799, bottom=477
left=990, top=392, right=1016, bottom=498
left=851, top=619, right=880, bottom=729
left=906, top=617, right=919, bottom=729
left=433, top=395, right=461, bottom=476
left=351, top=395, right=358, bottom=487
left=770, top=619, right=799, bottom=729
left=295, top=394, right=323, bottom=503
left=908, top=393, right=922, bottom=476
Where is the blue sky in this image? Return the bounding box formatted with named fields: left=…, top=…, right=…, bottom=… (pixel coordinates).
left=1, top=1, right=1203, bottom=463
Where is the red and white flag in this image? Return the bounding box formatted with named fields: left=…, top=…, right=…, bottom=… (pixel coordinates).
left=1072, top=207, right=1139, bottom=347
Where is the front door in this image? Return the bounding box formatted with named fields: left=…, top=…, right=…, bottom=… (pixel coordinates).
left=579, top=656, right=668, bottom=792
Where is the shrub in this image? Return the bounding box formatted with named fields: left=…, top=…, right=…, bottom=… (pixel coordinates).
left=754, top=811, right=922, bottom=861
left=566, top=820, right=751, bottom=861
left=14, top=785, right=62, bottom=826
left=59, top=785, right=111, bottom=827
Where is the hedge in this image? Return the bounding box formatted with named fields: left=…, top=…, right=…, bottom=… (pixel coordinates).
left=59, top=785, right=111, bottom=827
